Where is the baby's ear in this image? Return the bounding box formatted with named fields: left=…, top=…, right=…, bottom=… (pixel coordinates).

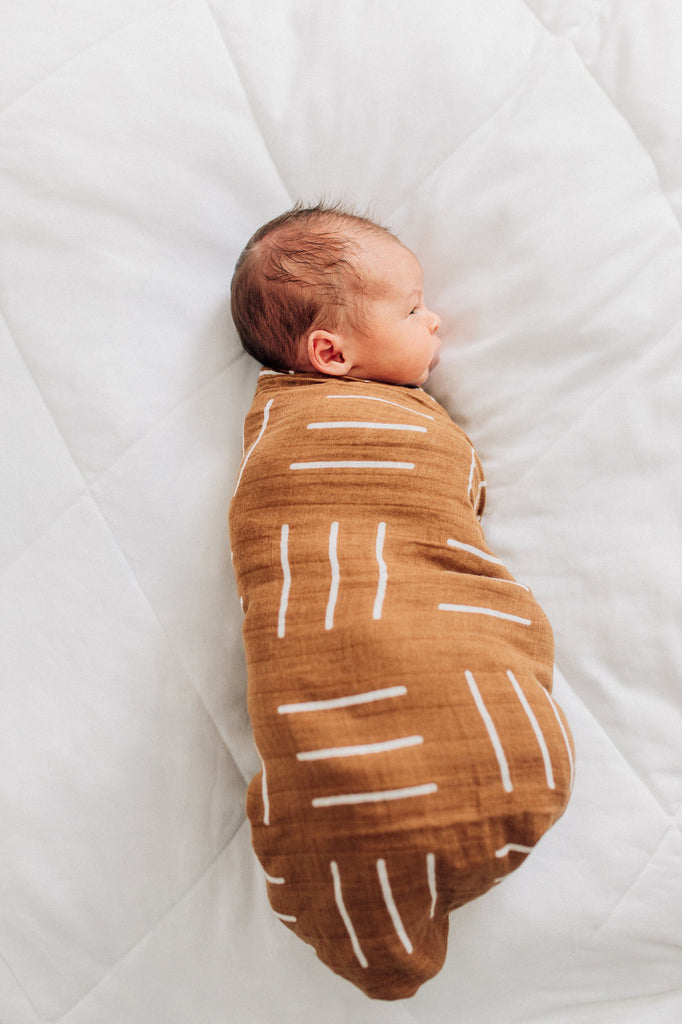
left=307, top=330, right=352, bottom=376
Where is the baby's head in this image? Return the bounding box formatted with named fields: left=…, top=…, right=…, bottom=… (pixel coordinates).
left=230, top=202, right=441, bottom=387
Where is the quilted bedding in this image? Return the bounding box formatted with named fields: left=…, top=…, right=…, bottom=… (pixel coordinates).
left=1, top=1, right=681, bottom=1022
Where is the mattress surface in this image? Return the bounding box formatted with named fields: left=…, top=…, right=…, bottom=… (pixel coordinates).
left=1, top=1, right=681, bottom=1022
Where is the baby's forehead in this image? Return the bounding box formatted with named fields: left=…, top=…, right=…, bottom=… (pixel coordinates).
left=354, top=233, right=421, bottom=289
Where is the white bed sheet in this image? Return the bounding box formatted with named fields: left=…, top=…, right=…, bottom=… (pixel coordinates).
left=1, top=1, right=680, bottom=1022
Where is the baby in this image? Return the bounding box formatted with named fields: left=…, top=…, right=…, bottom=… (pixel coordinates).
left=228, top=203, right=574, bottom=1000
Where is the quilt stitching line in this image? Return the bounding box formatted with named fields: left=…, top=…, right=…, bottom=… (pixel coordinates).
left=81, top=346, right=250, bottom=486
left=386, top=21, right=682, bottom=254
left=0, top=317, right=247, bottom=577
left=512, top=819, right=681, bottom=1023
left=1, top=259, right=252, bottom=794
left=201, top=0, right=554, bottom=222
left=519, top=0, right=610, bottom=41
left=0, top=298, right=91, bottom=565
left=90, top=488, right=248, bottom=783
left=0, top=948, right=33, bottom=1022
left=552, top=657, right=676, bottom=822
left=515, top=655, right=678, bottom=1019
left=0, top=301, right=250, bottom=1015
left=54, top=822, right=247, bottom=1022
left=384, top=34, right=559, bottom=222
left=201, top=0, right=295, bottom=205
left=493, top=306, right=682, bottom=499
left=89, top=486, right=250, bottom=788
left=579, top=24, right=682, bottom=237
left=3, top=494, right=248, bottom=1018
left=522, top=0, right=682, bottom=237
left=0, top=0, right=180, bottom=120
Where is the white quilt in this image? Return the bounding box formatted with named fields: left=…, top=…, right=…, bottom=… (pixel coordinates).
left=1, top=2, right=681, bottom=1022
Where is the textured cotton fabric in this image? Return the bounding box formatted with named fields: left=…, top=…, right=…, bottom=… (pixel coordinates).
left=229, top=370, right=574, bottom=999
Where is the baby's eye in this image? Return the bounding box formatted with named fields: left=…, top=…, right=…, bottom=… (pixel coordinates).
left=409, top=306, right=418, bottom=315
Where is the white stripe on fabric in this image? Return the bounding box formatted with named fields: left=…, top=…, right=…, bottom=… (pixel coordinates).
left=467, top=448, right=476, bottom=502
left=492, top=578, right=530, bottom=592
left=465, top=670, right=513, bottom=793
left=538, top=685, right=575, bottom=790
left=377, top=859, right=413, bottom=954
left=233, top=398, right=273, bottom=496
left=495, top=843, right=533, bottom=858
left=447, top=538, right=503, bottom=564
left=277, top=525, right=291, bottom=639
left=331, top=861, right=368, bottom=968
left=325, top=394, right=434, bottom=419
left=264, top=871, right=285, bottom=884
left=506, top=670, right=555, bottom=789
left=274, top=911, right=297, bottom=923
left=290, top=460, right=414, bottom=470
left=278, top=686, right=407, bottom=715
left=426, top=853, right=437, bottom=919
left=307, top=421, right=427, bottom=432
left=374, top=521, right=387, bottom=620
left=256, top=746, right=270, bottom=826
left=297, top=735, right=423, bottom=762
left=312, top=783, right=437, bottom=808
left=325, top=521, right=340, bottom=630
left=439, top=604, right=531, bottom=625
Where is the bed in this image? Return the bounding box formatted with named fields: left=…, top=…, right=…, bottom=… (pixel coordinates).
left=1, top=1, right=680, bottom=1022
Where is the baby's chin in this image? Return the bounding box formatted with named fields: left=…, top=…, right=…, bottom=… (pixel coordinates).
left=413, top=357, right=439, bottom=386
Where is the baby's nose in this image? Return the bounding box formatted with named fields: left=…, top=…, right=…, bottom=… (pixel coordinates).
left=429, top=310, right=441, bottom=333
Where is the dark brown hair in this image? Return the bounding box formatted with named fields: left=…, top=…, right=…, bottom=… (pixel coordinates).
left=230, top=201, right=395, bottom=371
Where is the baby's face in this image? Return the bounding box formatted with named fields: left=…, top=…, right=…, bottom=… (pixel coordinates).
left=349, top=234, right=441, bottom=387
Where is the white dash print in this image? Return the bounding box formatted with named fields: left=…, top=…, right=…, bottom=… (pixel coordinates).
left=506, top=670, right=555, bottom=789
left=325, top=522, right=340, bottom=630
left=331, top=861, right=368, bottom=968
left=290, top=460, right=414, bottom=470
left=439, top=604, right=531, bottom=625
left=491, top=578, right=531, bottom=592
left=297, top=735, right=423, bottom=762
left=307, top=421, right=427, bottom=433
left=233, top=398, right=273, bottom=496
left=278, top=685, right=407, bottom=715
left=465, top=670, right=513, bottom=793
left=256, top=746, right=270, bottom=826
left=277, top=524, right=291, bottom=639
left=264, top=871, right=285, bottom=885
left=475, top=479, right=486, bottom=514
left=374, top=521, right=388, bottom=620
left=538, top=684, right=575, bottom=790
left=426, top=853, right=437, bottom=919
left=326, top=394, right=434, bottom=420
left=495, top=843, right=533, bottom=858
left=467, top=448, right=477, bottom=503
left=377, top=859, right=413, bottom=954
left=312, top=783, right=437, bottom=809
left=274, top=911, right=297, bottom=923
left=447, top=538, right=503, bottom=564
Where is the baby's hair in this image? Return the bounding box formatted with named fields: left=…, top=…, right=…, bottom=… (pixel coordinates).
left=230, top=201, right=396, bottom=371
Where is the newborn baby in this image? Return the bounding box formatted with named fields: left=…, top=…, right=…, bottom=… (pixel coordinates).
left=228, top=203, right=574, bottom=1000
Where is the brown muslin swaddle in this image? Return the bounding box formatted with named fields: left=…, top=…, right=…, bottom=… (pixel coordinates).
left=229, top=370, right=574, bottom=1000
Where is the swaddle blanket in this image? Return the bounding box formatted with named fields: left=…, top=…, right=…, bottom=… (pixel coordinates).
left=229, top=370, right=574, bottom=1000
